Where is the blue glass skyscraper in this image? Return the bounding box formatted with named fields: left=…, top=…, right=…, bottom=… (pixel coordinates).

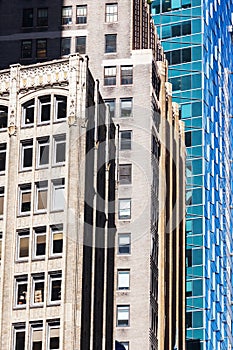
left=152, top=0, right=233, bottom=349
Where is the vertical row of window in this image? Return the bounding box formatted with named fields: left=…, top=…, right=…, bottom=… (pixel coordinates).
left=13, top=319, right=60, bottom=350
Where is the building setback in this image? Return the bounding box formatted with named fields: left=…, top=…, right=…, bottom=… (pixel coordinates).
left=0, top=1, right=186, bottom=350
left=152, top=0, right=233, bottom=349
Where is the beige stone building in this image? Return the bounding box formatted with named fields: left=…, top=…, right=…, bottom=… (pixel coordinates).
left=0, top=1, right=186, bottom=350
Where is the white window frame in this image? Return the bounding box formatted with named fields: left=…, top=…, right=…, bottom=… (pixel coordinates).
left=47, top=320, right=60, bottom=350
left=53, top=135, right=66, bottom=166
left=20, top=139, right=33, bottom=171
left=118, top=199, right=131, bottom=220
left=0, top=143, right=6, bottom=173
left=0, top=187, right=4, bottom=217
left=51, top=179, right=65, bottom=212
left=30, top=322, right=43, bottom=350
left=22, top=99, right=35, bottom=127
left=31, top=274, right=45, bottom=306
left=35, top=181, right=48, bottom=213
left=54, top=95, right=67, bottom=121
left=117, top=305, right=130, bottom=327
left=13, top=324, right=26, bottom=350
left=50, top=225, right=63, bottom=257
left=14, top=276, right=28, bottom=308
left=0, top=105, right=8, bottom=130
left=17, top=230, right=30, bottom=261
left=117, top=270, right=130, bottom=290
left=120, top=98, right=133, bottom=118
left=37, top=137, right=50, bottom=168
left=104, top=66, right=116, bottom=86
left=119, top=131, right=132, bottom=150
left=119, top=164, right=132, bottom=185
left=76, top=5, right=87, bottom=24
left=105, top=3, right=118, bottom=23
left=61, top=6, right=72, bottom=25
left=48, top=272, right=62, bottom=305
left=118, top=234, right=131, bottom=255
left=38, top=95, right=51, bottom=124
left=33, top=227, right=46, bottom=259
left=19, top=184, right=31, bottom=215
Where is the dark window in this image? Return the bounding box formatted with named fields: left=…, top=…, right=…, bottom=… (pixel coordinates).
left=0, top=106, right=7, bottom=129
left=171, top=25, right=181, bottom=37
left=186, top=312, right=192, bottom=328
left=55, top=95, right=67, bottom=120
left=120, top=98, right=133, bottom=117
left=121, top=66, right=133, bottom=85
left=119, top=164, right=132, bottom=185
left=51, top=225, right=63, bottom=255
left=34, top=227, right=46, bottom=256
left=22, top=99, right=34, bottom=125
left=186, top=249, right=192, bottom=267
left=76, top=36, right=86, bottom=54
left=37, top=8, right=48, bottom=27
left=36, top=39, right=47, bottom=58
left=21, top=40, right=32, bottom=59
left=22, top=8, right=33, bottom=27
left=105, top=34, right=117, bottom=53
left=185, top=131, right=192, bottom=147
left=50, top=273, right=62, bottom=302
left=21, top=140, right=33, bottom=169
left=19, top=185, right=31, bottom=213
left=15, top=329, right=26, bottom=350
left=76, top=5, right=87, bottom=24
left=104, top=66, right=116, bottom=86
left=61, top=38, right=71, bottom=56
left=0, top=143, right=6, bottom=172
left=182, top=48, right=191, bottom=63
left=120, top=131, right=132, bottom=150
left=16, top=277, right=28, bottom=306
left=104, top=99, right=115, bottom=118
left=39, top=95, right=51, bottom=123
left=118, top=234, right=131, bottom=254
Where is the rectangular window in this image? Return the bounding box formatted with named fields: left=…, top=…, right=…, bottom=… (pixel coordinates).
left=49, top=272, right=62, bottom=304
left=121, top=66, right=133, bottom=85
left=0, top=106, right=8, bottom=129
left=0, top=187, right=4, bottom=216
left=105, top=3, right=118, bottom=22
left=36, top=39, right=47, bottom=59
left=21, top=40, right=32, bottom=59
left=33, top=227, right=46, bottom=258
left=37, top=137, right=50, bottom=167
left=19, top=184, right=31, bottom=214
left=20, top=139, right=33, bottom=170
left=61, top=6, right=72, bottom=25
left=76, top=5, right=87, bottom=24
left=37, top=8, right=48, bottom=27
left=105, top=34, right=117, bottom=53
left=118, top=234, right=131, bottom=254
left=13, top=324, right=26, bottom=350
left=51, top=179, right=65, bottom=211
left=32, top=274, right=45, bottom=305
left=53, top=135, right=66, bottom=165
left=35, top=182, right=48, bottom=213
left=30, top=323, right=43, bottom=350
left=17, top=230, right=30, bottom=260
left=117, top=270, right=130, bottom=290
left=119, top=164, right=132, bottom=185
left=117, top=305, right=130, bottom=327
left=39, top=95, right=51, bottom=123
left=55, top=95, right=67, bottom=121
left=104, top=66, right=116, bottom=86
left=61, top=37, right=71, bottom=56
left=47, top=321, right=60, bottom=350
left=76, top=36, right=86, bottom=54
left=22, top=99, right=35, bottom=126
left=15, top=276, right=28, bottom=307
left=104, top=99, right=115, bottom=118
left=118, top=199, right=131, bottom=220
left=0, top=232, right=2, bottom=261
left=120, top=98, right=133, bottom=117
left=120, top=131, right=132, bottom=150
left=51, top=225, right=63, bottom=256
left=0, top=143, right=6, bottom=172
left=22, top=8, right=33, bottom=27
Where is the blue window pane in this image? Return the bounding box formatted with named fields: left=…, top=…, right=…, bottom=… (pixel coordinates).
left=193, top=311, right=203, bottom=328
left=192, top=249, right=202, bottom=265
left=192, top=102, right=202, bottom=117
left=192, top=159, right=202, bottom=175
left=193, top=279, right=203, bottom=296
left=192, top=46, right=202, bottom=61
left=192, top=74, right=202, bottom=89
left=193, top=218, right=202, bottom=234
left=192, top=188, right=202, bottom=204
left=181, top=103, right=192, bottom=118
left=162, top=25, right=171, bottom=38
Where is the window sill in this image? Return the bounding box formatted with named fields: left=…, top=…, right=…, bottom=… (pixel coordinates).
left=50, top=209, right=65, bottom=214
left=17, top=213, right=31, bottom=218
left=52, top=163, right=65, bottom=168
left=47, top=302, right=61, bottom=307
left=13, top=305, right=27, bottom=310
left=36, top=165, right=49, bottom=170
left=16, top=258, right=29, bottom=263
left=53, top=119, right=67, bottom=124
left=49, top=254, right=63, bottom=260
left=21, top=124, right=34, bottom=129
left=18, top=168, right=32, bottom=173
left=30, top=303, right=44, bottom=308
left=37, top=121, right=50, bottom=126
left=32, top=256, right=45, bottom=261
left=0, top=128, right=7, bottom=132
left=0, top=172, right=6, bottom=176
left=34, top=210, right=47, bottom=216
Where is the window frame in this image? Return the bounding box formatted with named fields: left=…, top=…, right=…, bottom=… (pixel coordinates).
left=76, top=36, right=86, bottom=55
left=118, top=199, right=131, bottom=220
left=14, top=276, right=28, bottom=308
left=104, top=99, right=116, bottom=118
left=118, top=234, right=131, bottom=255
left=0, top=143, right=6, bottom=173
left=16, top=229, right=30, bottom=261
left=0, top=187, right=4, bottom=217
left=61, top=6, right=72, bottom=25
left=117, top=270, right=130, bottom=290
left=76, top=5, right=87, bottom=24
left=50, top=225, right=63, bottom=257
left=105, top=34, right=117, bottom=53
left=37, top=137, right=50, bottom=168
left=18, top=184, right=32, bottom=215
left=38, top=95, right=51, bottom=124
left=51, top=179, right=65, bottom=212
left=13, top=324, right=26, bottom=350
left=22, top=8, right=33, bottom=27
left=34, top=181, right=48, bottom=214
left=0, top=105, right=8, bottom=130
left=47, top=320, right=60, bottom=350
left=104, top=66, right=117, bottom=86
left=33, top=227, right=47, bottom=260
left=119, top=164, right=132, bottom=185
left=61, top=37, right=71, bottom=56
left=105, top=3, right=118, bottom=23
left=54, top=95, right=67, bottom=121
left=37, top=8, right=48, bottom=27
left=119, top=130, right=132, bottom=150
left=53, top=135, right=66, bottom=166
left=120, top=98, right=133, bottom=118
left=116, top=305, right=130, bottom=327
left=22, top=99, right=35, bottom=127
left=120, top=66, right=133, bottom=85
left=31, top=273, right=45, bottom=306
left=36, top=39, right=47, bottom=59
left=21, top=40, right=32, bottom=59
left=30, top=322, right=43, bottom=350
left=48, top=272, right=62, bottom=305
left=20, top=139, right=33, bottom=171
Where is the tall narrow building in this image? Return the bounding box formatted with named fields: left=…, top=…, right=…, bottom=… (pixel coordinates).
left=152, top=0, right=233, bottom=349
left=0, top=1, right=186, bottom=350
